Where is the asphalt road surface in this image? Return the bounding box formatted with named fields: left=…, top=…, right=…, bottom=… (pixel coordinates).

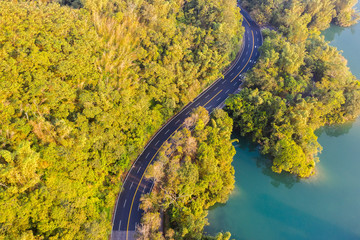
left=111, top=7, right=263, bottom=240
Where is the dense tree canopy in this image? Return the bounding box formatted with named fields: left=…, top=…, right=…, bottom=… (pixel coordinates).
left=0, top=0, right=243, bottom=239
left=242, top=0, right=360, bottom=33
left=226, top=28, right=360, bottom=177
left=137, top=108, right=235, bottom=240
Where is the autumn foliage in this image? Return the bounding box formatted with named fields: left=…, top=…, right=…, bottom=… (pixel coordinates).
left=0, top=0, right=243, bottom=239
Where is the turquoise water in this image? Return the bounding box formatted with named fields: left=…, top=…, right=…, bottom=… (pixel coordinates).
left=206, top=12, right=360, bottom=240
left=323, top=21, right=360, bottom=79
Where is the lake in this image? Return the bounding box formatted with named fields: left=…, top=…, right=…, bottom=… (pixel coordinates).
left=206, top=10, right=360, bottom=240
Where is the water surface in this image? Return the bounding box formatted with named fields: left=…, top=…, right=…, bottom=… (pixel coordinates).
left=206, top=10, right=360, bottom=240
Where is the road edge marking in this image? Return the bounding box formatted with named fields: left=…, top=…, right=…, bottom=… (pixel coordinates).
left=126, top=124, right=183, bottom=240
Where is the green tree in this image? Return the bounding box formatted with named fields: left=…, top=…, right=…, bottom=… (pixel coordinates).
left=139, top=108, right=236, bottom=239
left=226, top=28, right=360, bottom=177
left=0, top=0, right=244, bottom=238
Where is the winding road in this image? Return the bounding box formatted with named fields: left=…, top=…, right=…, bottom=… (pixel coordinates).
left=111, top=7, right=262, bottom=240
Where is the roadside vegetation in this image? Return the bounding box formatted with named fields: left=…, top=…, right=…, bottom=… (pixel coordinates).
left=137, top=107, right=235, bottom=240
left=242, top=0, right=360, bottom=28
left=0, top=0, right=243, bottom=239
left=6, top=0, right=359, bottom=238
left=226, top=0, right=360, bottom=177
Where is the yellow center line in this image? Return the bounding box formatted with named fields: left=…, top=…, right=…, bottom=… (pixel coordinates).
left=126, top=21, right=256, bottom=240
left=203, top=90, right=222, bottom=107
left=126, top=124, right=183, bottom=240
left=230, top=30, right=255, bottom=83
left=243, top=15, right=251, bottom=26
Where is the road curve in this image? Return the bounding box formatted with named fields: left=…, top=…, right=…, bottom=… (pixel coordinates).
left=111, top=7, right=262, bottom=240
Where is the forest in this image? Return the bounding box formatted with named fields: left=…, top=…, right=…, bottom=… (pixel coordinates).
left=242, top=0, right=360, bottom=28
left=2, top=0, right=360, bottom=238
left=137, top=107, right=235, bottom=240
left=226, top=0, right=360, bottom=177
left=0, top=0, right=243, bottom=239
